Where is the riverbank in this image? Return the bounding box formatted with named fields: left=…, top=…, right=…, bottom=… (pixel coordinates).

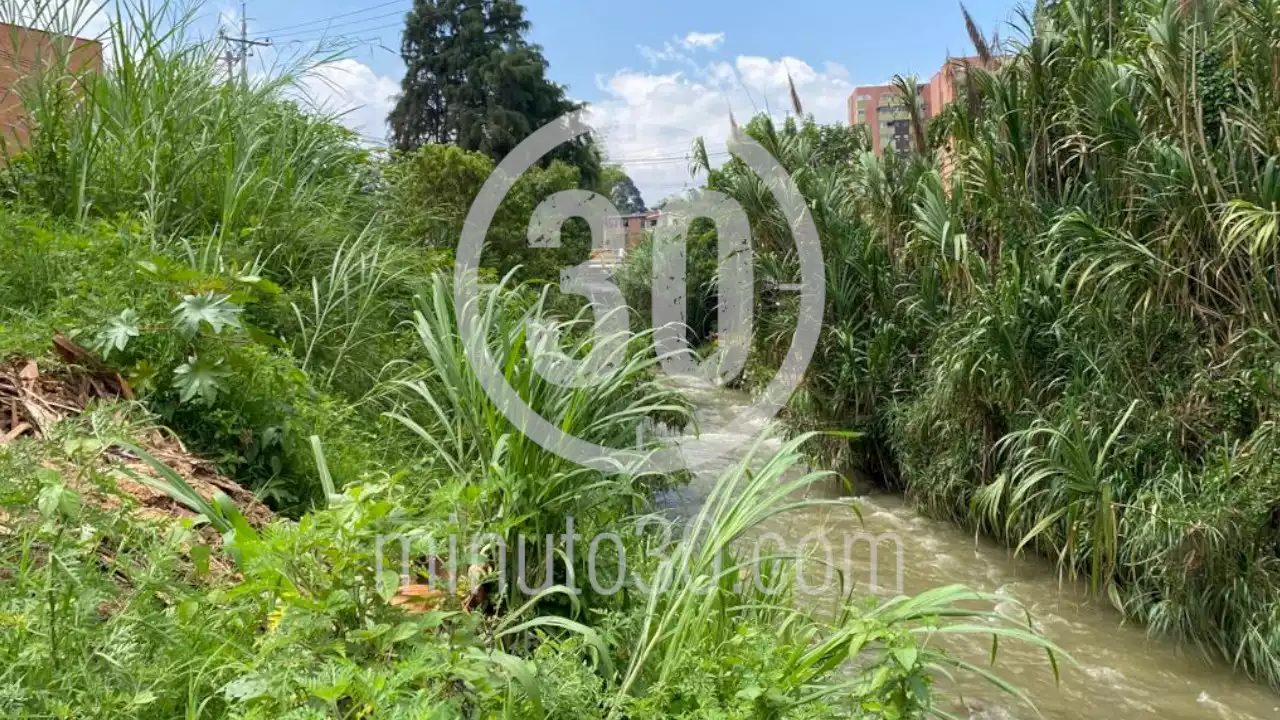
left=655, top=0, right=1280, bottom=690
left=660, top=376, right=1280, bottom=719
left=0, top=4, right=1059, bottom=715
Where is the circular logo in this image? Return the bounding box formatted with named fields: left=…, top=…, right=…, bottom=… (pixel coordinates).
left=454, top=110, right=823, bottom=474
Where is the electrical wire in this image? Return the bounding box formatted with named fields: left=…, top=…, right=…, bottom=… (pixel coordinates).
left=255, top=1, right=404, bottom=36
left=268, top=13, right=405, bottom=41
left=277, top=20, right=407, bottom=45
left=612, top=151, right=729, bottom=165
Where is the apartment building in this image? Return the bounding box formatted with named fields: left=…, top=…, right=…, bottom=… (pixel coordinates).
left=848, top=82, right=931, bottom=154
left=594, top=210, right=666, bottom=264
left=848, top=56, right=982, bottom=155
left=0, top=22, right=102, bottom=151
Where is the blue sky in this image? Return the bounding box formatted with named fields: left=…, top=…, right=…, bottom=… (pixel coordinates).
left=198, top=0, right=1022, bottom=200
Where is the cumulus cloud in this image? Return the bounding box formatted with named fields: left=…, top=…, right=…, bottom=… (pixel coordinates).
left=296, top=58, right=399, bottom=144
left=586, top=54, right=853, bottom=204
left=680, top=31, right=725, bottom=50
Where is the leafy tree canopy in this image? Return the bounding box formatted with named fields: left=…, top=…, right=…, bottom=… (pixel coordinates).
left=390, top=0, right=600, bottom=188
left=603, top=165, right=646, bottom=213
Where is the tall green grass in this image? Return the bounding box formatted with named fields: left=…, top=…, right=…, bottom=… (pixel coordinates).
left=690, top=0, right=1280, bottom=689
left=0, top=1, right=1063, bottom=715
left=3, top=0, right=369, bottom=280
left=383, top=272, right=690, bottom=605
left=612, top=433, right=1062, bottom=717
left=0, top=0, right=420, bottom=503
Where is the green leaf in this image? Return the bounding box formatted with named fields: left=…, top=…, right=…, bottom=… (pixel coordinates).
left=63, top=436, right=104, bottom=457
left=310, top=436, right=339, bottom=508
left=892, top=647, right=918, bottom=670
left=348, top=624, right=390, bottom=642
left=221, top=674, right=269, bottom=702
left=36, top=478, right=80, bottom=520
left=190, top=543, right=212, bottom=576
left=173, top=355, right=230, bottom=404
left=36, top=483, right=61, bottom=518
left=96, top=309, right=140, bottom=357
left=388, top=622, right=420, bottom=644
left=116, top=442, right=225, bottom=531
left=213, top=493, right=262, bottom=561
left=173, top=292, right=242, bottom=335
left=129, top=359, right=159, bottom=394
left=237, top=274, right=281, bottom=295
left=377, top=569, right=400, bottom=602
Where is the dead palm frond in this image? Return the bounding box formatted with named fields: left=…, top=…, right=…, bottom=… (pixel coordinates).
left=787, top=70, right=804, bottom=116
left=962, top=2, right=994, bottom=67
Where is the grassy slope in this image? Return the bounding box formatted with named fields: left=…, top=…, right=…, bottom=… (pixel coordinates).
left=0, top=2, right=1057, bottom=718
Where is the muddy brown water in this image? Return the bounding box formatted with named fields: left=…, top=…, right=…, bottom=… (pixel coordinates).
left=653, top=375, right=1280, bottom=719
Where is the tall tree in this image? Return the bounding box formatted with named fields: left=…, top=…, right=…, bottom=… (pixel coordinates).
left=390, top=0, right=599, bottom=186
left=604, top=165, right=646, bottom=213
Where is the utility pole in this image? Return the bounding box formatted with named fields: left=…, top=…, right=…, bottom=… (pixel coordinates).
left=219, top=1, right=271, bottom=85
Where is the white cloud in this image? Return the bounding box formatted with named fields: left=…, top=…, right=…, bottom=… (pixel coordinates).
left=9, top=2, right=396, bottom=143
left=215, top=5, right=239, bottom=34
left=638, top=41, right=683, bottom=66
left=586, top=53, right=853, bottom=205
left=296, top=58, right=398, bottom=144
left=638, top=31, right=724, bottom=69
left=3, top=1, right=110, bottom=39
left=680, top=31, right=725, bottom=50
left=5, top=0, right=114, bottom=63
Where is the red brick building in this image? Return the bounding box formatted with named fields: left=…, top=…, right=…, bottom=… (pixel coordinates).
left=0, top=22, right=102, bottom=151
left=617, top=210, right=662, bottom=250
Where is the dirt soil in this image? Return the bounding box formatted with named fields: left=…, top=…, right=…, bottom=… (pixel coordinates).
left=0, top=334, right=271, bottom=527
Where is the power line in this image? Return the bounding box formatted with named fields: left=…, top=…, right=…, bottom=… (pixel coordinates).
left=269, top=11, right=405, bottom=40
left=599, top=147, right=691, bottom=160
left=612, top=151, right=730, bottom=165
left=219, top=0, right=271, bottom=84
left=595, top=139, right=725, bottom=156
left=612, top=152, right=722, bottom=162
left=255, top=0, right=404, bottom=35
left=276, top=2, right=517, bottom=46
left=280, top=20, right=405, bottom=44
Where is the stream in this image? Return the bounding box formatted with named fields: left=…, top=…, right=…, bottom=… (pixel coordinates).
left=653, top=375, right=1280, bottom=719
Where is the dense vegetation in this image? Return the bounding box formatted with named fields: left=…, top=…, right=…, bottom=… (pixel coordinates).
left=656, top=0, right=1280, bottom=690
left=0, top=2, right=1055, bottom=718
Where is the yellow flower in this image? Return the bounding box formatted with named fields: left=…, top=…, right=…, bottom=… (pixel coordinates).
left=266, top=604, right=285, bottom=634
